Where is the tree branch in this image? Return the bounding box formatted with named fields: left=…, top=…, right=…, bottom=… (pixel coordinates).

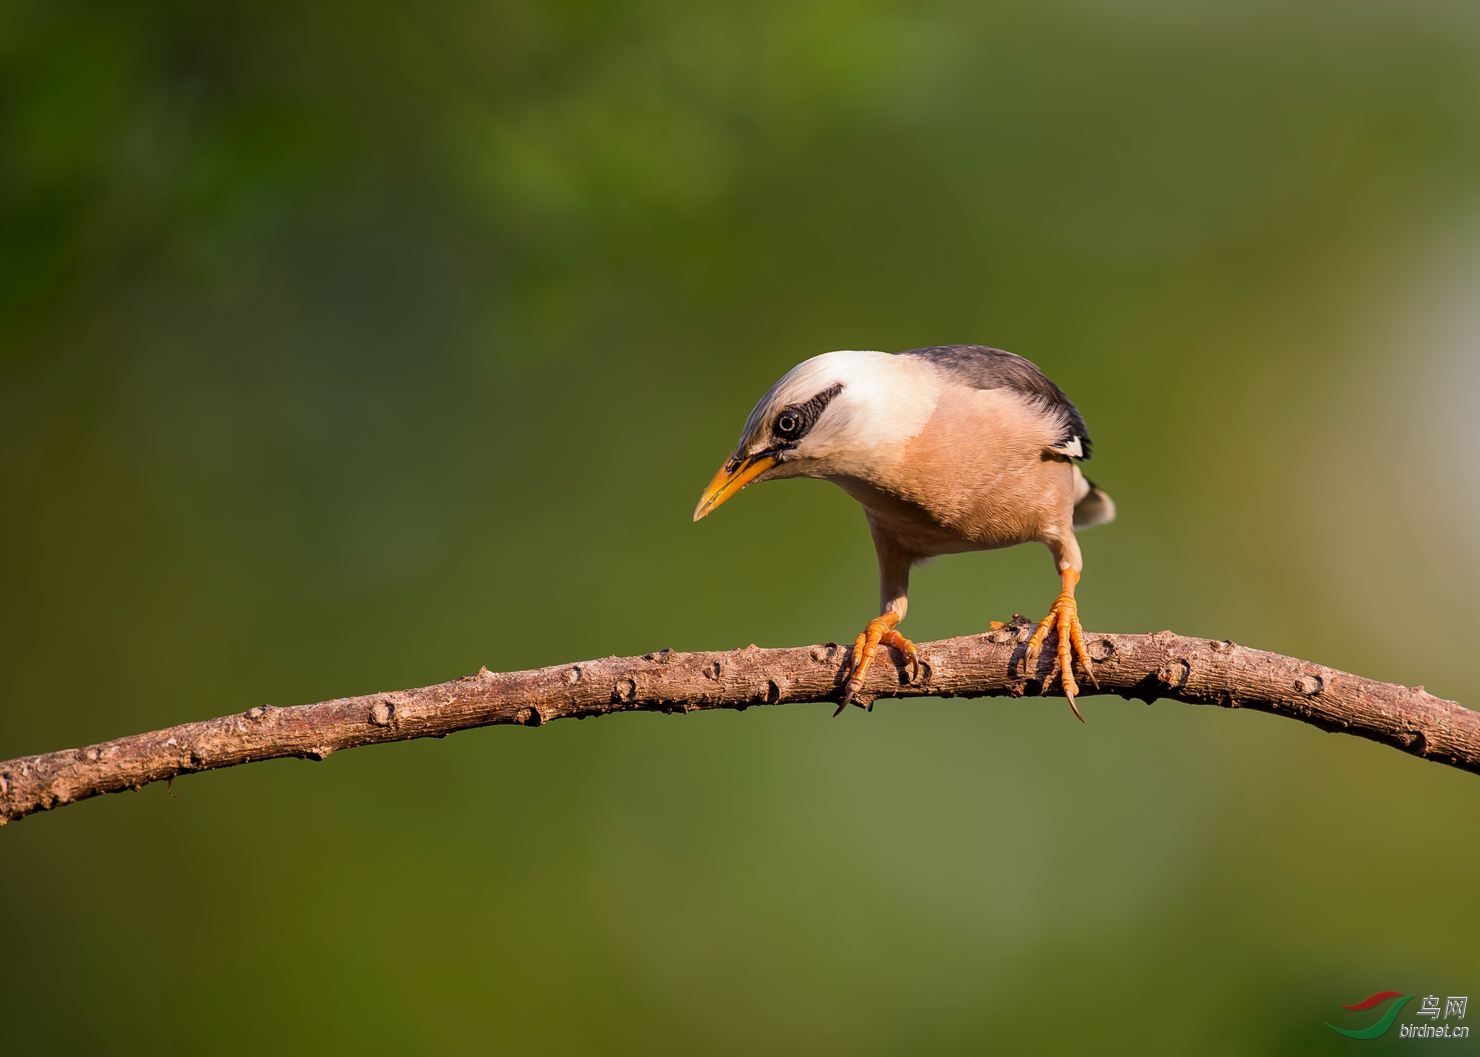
left=3, top=621, right=1476, bottom=825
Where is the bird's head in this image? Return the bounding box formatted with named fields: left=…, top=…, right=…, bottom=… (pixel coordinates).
left=693, top=350, right=925, bottom=521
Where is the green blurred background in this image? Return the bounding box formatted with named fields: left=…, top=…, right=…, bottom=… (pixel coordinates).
left=3, top=1, right=1477, bottom=1053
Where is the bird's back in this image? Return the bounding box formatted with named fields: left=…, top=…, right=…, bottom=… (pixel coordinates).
left=899, top=345, right=1093, bottom=461
left=853, top=345, right=1114, bottom=556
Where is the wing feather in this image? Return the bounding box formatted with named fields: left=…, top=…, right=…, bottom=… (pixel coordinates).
left=898, top=344, right=1092, bottom=460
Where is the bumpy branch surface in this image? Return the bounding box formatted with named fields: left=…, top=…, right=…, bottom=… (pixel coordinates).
left=3, top=622, right=1476, bottom=825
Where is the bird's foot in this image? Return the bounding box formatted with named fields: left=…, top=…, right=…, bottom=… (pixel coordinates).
left=836, top=614, right=919, bottom=716
left=1023, top=591, right=1097, bottom=722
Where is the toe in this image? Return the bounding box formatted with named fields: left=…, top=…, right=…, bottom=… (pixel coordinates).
left=1068, top=619, right=1099, bottom=688
left=882, top=630, right=920, bottom=684
left=838, top=621, right=891, bottom=713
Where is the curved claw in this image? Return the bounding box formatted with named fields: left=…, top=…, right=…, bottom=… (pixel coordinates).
left=835, top=614, right=918, bottom=716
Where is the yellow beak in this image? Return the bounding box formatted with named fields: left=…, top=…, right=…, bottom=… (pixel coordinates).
left=692, top=453, right=779, bottom=522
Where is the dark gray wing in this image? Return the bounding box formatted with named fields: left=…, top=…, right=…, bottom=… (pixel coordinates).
left=898, top=344, right=1092, bottom=459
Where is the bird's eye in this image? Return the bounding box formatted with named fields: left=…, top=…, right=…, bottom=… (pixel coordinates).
left=775, top=412, right=800, bottom=436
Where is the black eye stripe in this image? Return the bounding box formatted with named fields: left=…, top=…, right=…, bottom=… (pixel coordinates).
left=773, top=382, right=843, bottom=441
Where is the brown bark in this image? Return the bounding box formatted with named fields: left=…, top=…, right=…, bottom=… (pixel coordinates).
left=2, top=620, right=1476, bottom=826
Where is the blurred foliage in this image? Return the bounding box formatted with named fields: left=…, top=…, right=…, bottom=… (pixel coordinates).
left=2, top=1, right=1478, bottom=1054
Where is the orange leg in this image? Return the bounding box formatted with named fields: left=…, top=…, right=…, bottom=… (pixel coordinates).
left=1023, top=568, right=1098, bottom=721
left=836, top=612, right=919, bottom=715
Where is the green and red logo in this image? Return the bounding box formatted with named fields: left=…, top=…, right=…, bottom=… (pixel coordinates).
left=1326, top=990, right=1470, bottom=1039
left=1326, top=991, right=1414, bottom=1039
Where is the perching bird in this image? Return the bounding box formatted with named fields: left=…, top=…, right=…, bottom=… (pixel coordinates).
left=693, top=344, right=1114, bottom=718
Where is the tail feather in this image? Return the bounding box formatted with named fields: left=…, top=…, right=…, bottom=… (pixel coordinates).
left=1072, top=469, right=1115, bottom=529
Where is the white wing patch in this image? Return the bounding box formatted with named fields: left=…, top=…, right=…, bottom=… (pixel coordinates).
left=1051, top=435, right=1084, bottom=459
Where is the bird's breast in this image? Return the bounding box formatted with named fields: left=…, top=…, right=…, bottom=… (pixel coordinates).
left=830, top=476, right=1008, bottom=556
left=828, top=386, right=1078, bottom=558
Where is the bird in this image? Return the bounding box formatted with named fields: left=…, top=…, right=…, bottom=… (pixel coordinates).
left=692, top=344, right=1115, bottom=719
